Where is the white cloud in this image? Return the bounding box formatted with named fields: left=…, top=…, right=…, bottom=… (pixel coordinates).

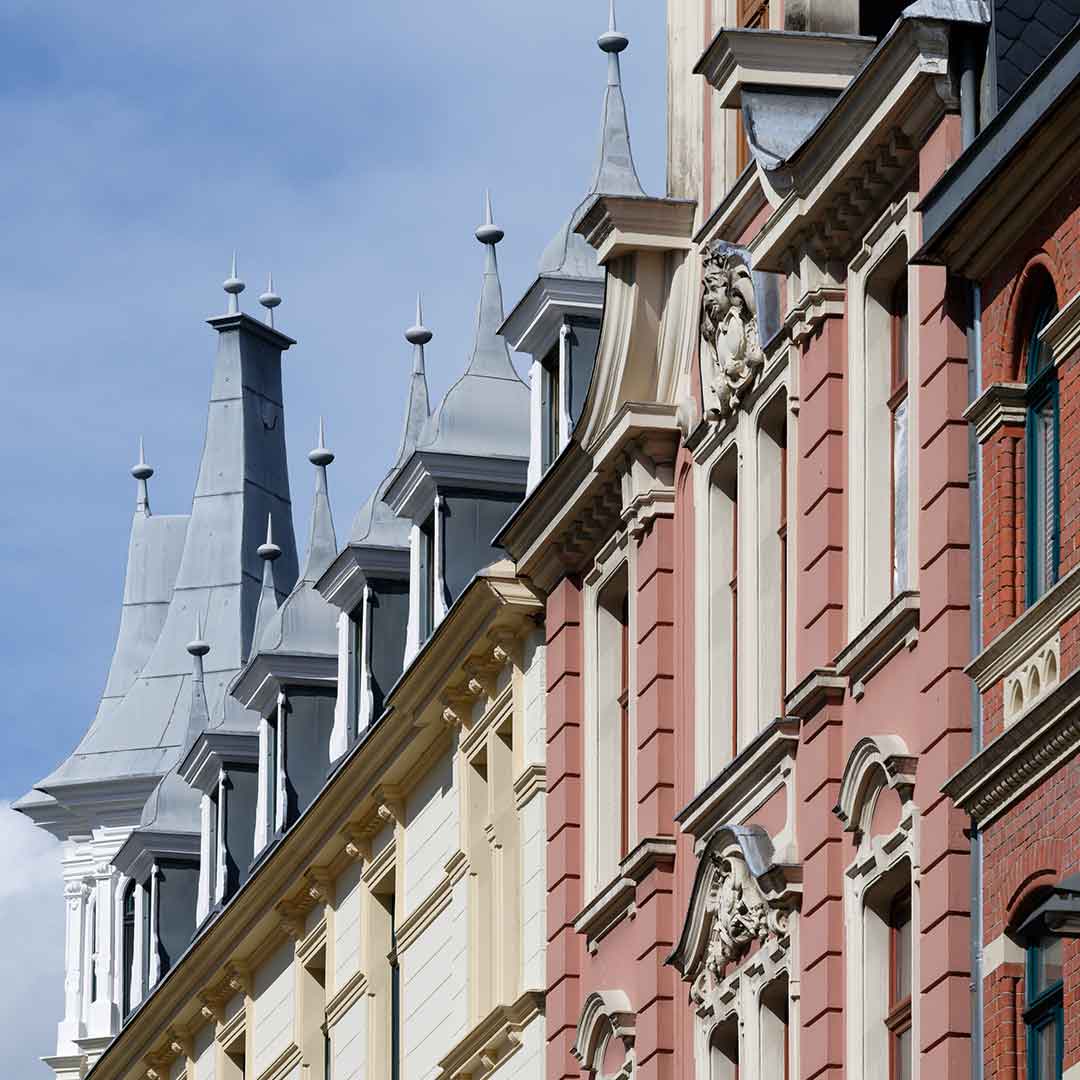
left=0, top=805, right=63, bottom=1078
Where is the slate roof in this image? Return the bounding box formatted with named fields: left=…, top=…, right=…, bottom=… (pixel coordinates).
left=995, top=0, right=1080, bottom=106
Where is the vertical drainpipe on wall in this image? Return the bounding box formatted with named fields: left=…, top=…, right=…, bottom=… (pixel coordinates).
left=959, top=27, right=984, bottom=1080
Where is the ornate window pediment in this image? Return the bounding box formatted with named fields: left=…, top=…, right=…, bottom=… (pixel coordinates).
left=833, top=734, right=917, bottom=841
left=668, top=825, right=798, bottom=1020
left=699, top=242, right=780, bottom=421
left=572, top=990, right=636, bottom=1079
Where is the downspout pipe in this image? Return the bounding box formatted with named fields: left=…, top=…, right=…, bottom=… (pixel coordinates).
left=958, top=26, right=984, bottom=1080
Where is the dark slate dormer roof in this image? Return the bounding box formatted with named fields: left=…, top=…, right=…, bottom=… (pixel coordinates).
left=994, top=0, right=1080, bottom=108
left=21, top=273, right=300, bottom=831
left=536, top=0, right=647, bottom=281
left=411, top=194, right=529, bottom=464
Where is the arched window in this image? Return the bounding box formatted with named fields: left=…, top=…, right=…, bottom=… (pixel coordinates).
left=121, top=880, right=135, bottom=1018
left=1024, top=283, right=1060, bottom=605
left=1025, top=932, right=1064, bottom=1079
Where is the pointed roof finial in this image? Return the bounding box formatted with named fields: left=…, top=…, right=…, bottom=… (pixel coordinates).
left=224, top=252, right=245, bottom=314
left=309, top=417, right=335, bottom=468
left=257, top=514, right=282, bottom=562
left=405, top=293, right=433, bottom=347
left=475, top=190, right=505, bottom=247
left=259, top=273, right=282, bottom=328
left=598, top=0, right=629, bottom=74
left=131, top=436, right=154, bottom=516
left=186, top=610, right=210, bottom=658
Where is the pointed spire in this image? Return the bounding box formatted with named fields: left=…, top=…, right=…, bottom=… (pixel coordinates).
left=223, top=252, right=245, bottom=314
left=395, top=294, right=433, bottom=466
left=259, top=273, right=281, bottom=328
left=466, top=191, right=515, bottom=379
left=186, top=612, right=211, bottom=735
left=253, top=514, right=281, bottom=646
left=131, top=437, right=154, bottom=516
left=590, top=0, right=646, bottom=198
left=301, top=420, right=338, bottom=582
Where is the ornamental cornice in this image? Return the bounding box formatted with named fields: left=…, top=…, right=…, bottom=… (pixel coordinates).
left=784, top=667, right=846, bottom=720
left=967, top=564, right=1080, bottom=690
left=944, top=665, right=1080, bottom=825
left=436, top=989, right=545, bottom=1080
left=575, top=194, right=697, bottom=266
left=963, top=381, right=1027, bottom=445
left=1039, top=286, right=1080, bottom=367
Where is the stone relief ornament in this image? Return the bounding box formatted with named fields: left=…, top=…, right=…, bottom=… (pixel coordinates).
left=690, top=852, right=789, bottom=1012
left=700, top=242, right=765, bottom=419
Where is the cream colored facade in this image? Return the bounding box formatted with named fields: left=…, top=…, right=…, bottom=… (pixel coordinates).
left=84, top=567, right=546, bottom=1080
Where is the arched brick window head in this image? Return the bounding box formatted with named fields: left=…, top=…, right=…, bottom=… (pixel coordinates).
left=1022, top=276, right=1059, bottom=606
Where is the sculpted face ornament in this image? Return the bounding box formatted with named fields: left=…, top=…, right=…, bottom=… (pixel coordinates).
left=700, top=243, right=765, bottom=419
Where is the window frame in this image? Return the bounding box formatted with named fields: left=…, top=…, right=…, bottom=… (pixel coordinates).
left=888, top=277, right=910, bottom=598
left=886, top=889, right=913, bottom=1080
left=1025, top=935, right=1064, bottom=1080
left=1024, top=290, right=1060, bottom=608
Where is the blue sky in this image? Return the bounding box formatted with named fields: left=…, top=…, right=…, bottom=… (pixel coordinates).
left=0, top=1, right=666, bottom=1072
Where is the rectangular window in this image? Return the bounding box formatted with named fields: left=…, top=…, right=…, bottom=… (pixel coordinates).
left=887, top=890, right=913, bottom=1080
left=1028, top=389, right=1059, bottom=604
left=418, top=511, right=436, bottom=638
left=121, top=883, right=135, bottom=1017
left=1026, top=937, right=1064, bottom=1080
left=890, top=279, right=910, bottom=596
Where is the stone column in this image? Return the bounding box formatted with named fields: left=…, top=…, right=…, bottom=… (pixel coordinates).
left=57, top=878, right=89, bottom=1051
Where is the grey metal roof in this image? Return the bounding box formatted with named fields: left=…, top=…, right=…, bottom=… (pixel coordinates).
left=347, top=317, right=431, bottom=550
left=27, top=293, right=300, bottom=813
left=414, top=196, right=529, bottom=462
left=251, top=449, right=339, bottom=659
left=537, top=0, right=646, bottom=280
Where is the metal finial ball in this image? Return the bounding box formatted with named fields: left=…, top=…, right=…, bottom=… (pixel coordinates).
left=259, top=288, right=281, bottom=310
left=405, top=322, right=433, bottom=346
left=257, top=538, right=283, bottom=561
left=598, top=29, right=629, bottom=53
left=186, top=636, right=210, bottom=658
left=309, top=445, right=335, bottom=467
left=475, top=221, right=505, bottom=245
left=131, top=461, right=154, bottom=481
left=224, top=274, right=246, bottom=296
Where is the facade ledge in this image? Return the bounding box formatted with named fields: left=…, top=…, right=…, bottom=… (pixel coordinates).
left=785, top=667, right=846, bottom=720
left=325, top=970, right=368, bottom=1029
left=694, top=164, right=766, bottom=246
left=835, top=590, right=920, bottom=700
left=1039, top=286, right=1080, bottom=367
left=396, top=850, right=470, bottom=955
left=512, top=763, right=547, bottom=810
left=179, top=730, right=260, bottom=796
left=967, top=563, right=1080, bottom=690
left=435, top=989, right=544, bottom=1080
left=254, top=1042, right=301, bottom=1080
left=676, top=717, right=800, bottom=846
left=575, top=194, right=696, bottom=266
left=963, top=381, right=1027, bottom=444
left=944, top=664, right=1080, bottom=825
left=230, top=651, right=337, bottom=717
left=42, top=1054, right=89, bottom=1080
left=694, top=28, right=875, bottom=109
left=316, top=542, right=409, bottom=615
left=574, top=836, right=676, bottom=954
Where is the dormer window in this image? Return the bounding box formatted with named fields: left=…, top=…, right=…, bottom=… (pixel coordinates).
left=541, top=342, right=562, bottom=471
left=419, top=508, right=437, bottom=639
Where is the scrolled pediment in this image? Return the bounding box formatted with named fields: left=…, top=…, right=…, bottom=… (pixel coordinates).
left=668, top=825, right=798, bottom=1017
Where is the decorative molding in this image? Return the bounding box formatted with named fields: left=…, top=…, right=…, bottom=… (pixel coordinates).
left=967, top=564, right=1080, bottom=690
left=834, top=735, right=918, bottom=836
left=963, top=381, right=1027, bottom=445
left=575, top=194, right=697, bottom=265
left=512, top=764, right=547, bottom=810
left=834, top=591, right=920, bottom=701
left=574, top=837, right=676, bottom=954
left=1040, top=287, right=1080, bottom=367
left=435, top=989, right=544, bottom=1079
left=325, top=970, right=368, bottom=1029
left=571, top=990, right=636, bottom=1079
left=395, top=862, right=459, bottom=954
left=694, top=27, right=874, bottom=109
left=254, top=1042, right=301, bottom=1080
left=178, top=731, right=260, bottom=797
left=214, top=995, right=246, bottom=1050
left=668, top=826, right=798, bottom=1024
left=677, top=717, right=799, bottom=844
left=944, top=665, right=1080, bottom=825
left=1003, top=633, right=1061, bottom=725
left=785, top=667, right=846, bottom=720
left=230, top=652, right=338, bottom=718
